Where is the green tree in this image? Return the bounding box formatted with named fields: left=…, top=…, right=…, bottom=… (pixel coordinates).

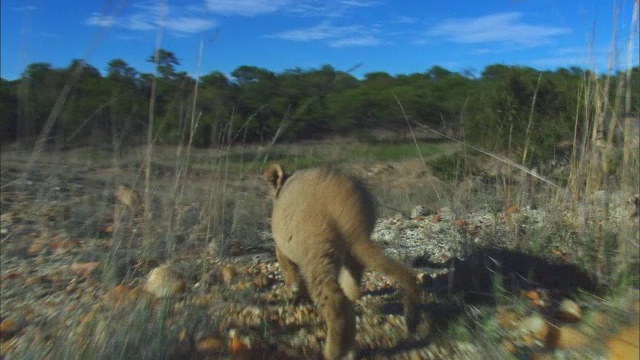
left=426, top=65, right=452, bottom=80
left=276, top=65, right=357, bottom=139
left=464, top=64, right=579, bottom=165
left=144, top=49, right=198, bottom=144
left=19, top=62, right=66, bottom=142
left=60, top=60, right=110, bottom=146
left=0, top=79, right=19, bottom=142
left=230, top=66, right=281, bottom=142
left=107, top=59, right=138, bottom=81
left=106, top=59, right=146, bottom=150
left=148, top=49, right=180, bottom=79
left=195, top=71, right=235, bottom=146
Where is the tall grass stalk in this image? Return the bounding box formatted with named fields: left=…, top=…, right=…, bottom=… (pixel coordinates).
left=521, top=73, right=542, bottom=167
left=412, top=119, right=558, bottom=188
left=143, top=1, right=167, bottom=257
left=616, top=0, right=639, bottom=280
left=621, top=0, right=639, bottom=195
left=568, top=0, right=639, bottom=284
left=144, top=1, right=167, bottom=251
left=165, top=29, right=206, bottom=258
left=394, top=94, right=427, bottom=169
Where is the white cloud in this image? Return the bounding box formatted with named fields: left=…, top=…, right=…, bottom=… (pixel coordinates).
left=528, top=56, right=589, bottom=69
left=14, top=5, right=38, bottom=12
left=302, top=0, right=379, bottom=18
left=161, top=17, right=217, bottom=34
left=269, top=22, right=360, bottom=41
left=38, top=32, right=61, bottom=39
left=268, top=21, right=380, bottom=47
left=115, top=34, right=143, bottom=41
left=123, top=13, right=155, bottom=31
left=206, top=0, right=379, bottom=18
left=338, top=0, right=379, bottom=8
left=86, top=13, right=117, bottom=27
left=393, top=16, right=418, bottom=24
left=528, top=46, right=610, bottom=70
left=426, top=12, right=570, bottom=47
left=85, top=0, right=381, bottom=39
left=329, top=35, right=380, bottom=47
left=85, top=4, right=216, bottom=35
left=473, top=48, right=493, bottom=54
left=206, top=0, right=291, bottom=16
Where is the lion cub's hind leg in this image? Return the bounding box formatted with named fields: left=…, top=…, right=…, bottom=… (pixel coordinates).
left=302, top=247, right=356, bottom=360
left=276, top=246, right=311, bottom=303
left=275, top=246, right=298, bottom=287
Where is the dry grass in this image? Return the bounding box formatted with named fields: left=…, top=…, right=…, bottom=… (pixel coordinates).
left=1, top=3, right=638, bottom=359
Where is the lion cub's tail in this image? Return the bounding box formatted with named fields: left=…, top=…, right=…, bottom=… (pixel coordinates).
left=351, top=239, right=420, bottom=332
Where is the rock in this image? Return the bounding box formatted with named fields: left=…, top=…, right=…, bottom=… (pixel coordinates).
left=521, top=290, right=545, bottom=307
left=416, top=272, right=432, bottom=286
left=0, top=318, right=20, bottom=339
left=143, top=265, right=186, bottom=297
left=411, top=205, right=428, bottom=219
left=505, top=205, right=520, bottom=214
left=50, top=240, right=77, bottom=254
left=229, top=329, right=250, bottom=354
left=628, top=194, right=639, bottom=217
left=25, top=276, right=41, bottom=286
left=103, top=284, right=145, bottom=307
left=502, top=340, right=517, bottom=354
left=496, top=308, right=520, bottom=330
left=253, top=273, right=271, bottom=288
left=113, top=185, right=139, bottom=211
left=221, top=265, right=238, bottom=285
left=207, top=240, right=219, bottom=256
left=520, top=314, right=548, bottom=341
left=529, top=351, right=555, bottom=360
left=392, top=212, right=406, bottom=221
left=196, top=336, right=226, bottom=352
left=192, top=294, right=219, bottom=306
left=66, top=201, right=104, bottom=236
left=0, top=337, right=17, bottom=356
left=606, top=324, right=639, bottom=360
left=177, top=205, right=200, bottom=232
left=367, top=164, right=394, bottom=177
left=69, top=262, right=100, bottom=277
left=557, top=299, right=581, bottom=322
left=454, top=219, right=468, bottom=229
left=544, top=323, right=589, bottom=350
left=27, top=241, right=46, bottom=256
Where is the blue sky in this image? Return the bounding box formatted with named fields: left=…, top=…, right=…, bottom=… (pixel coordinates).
left=1, top=0, right=638, bottom=80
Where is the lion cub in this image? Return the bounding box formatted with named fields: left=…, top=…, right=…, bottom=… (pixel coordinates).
left=264, top=164, right=420, bottom=360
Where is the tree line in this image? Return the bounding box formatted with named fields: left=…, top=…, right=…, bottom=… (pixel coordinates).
left=1, top=49, right=637, bottom=165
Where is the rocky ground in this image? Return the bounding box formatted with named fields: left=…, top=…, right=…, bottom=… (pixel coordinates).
left=1, top=154, right=638, bottom=359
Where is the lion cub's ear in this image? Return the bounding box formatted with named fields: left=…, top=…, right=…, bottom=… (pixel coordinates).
left=264, top=164, right=286, bottom=196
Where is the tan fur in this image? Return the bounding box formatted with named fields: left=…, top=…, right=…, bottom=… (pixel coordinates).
left=264, top=164, right=420, bottom=360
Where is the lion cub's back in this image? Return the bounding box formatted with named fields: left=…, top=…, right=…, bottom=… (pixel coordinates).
left=272, top=167, right=377, bottom=254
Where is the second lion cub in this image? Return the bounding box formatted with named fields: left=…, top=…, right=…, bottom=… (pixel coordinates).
left=264, top=164, right=420, bottom=360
